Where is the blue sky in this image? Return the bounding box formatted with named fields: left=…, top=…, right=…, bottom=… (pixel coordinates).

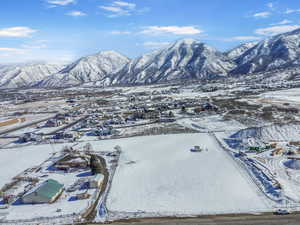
left=1, top=0, right=300, bottom=63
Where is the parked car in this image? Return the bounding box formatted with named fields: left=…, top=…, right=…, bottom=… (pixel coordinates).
left=274, top=209, right=290, bottom=215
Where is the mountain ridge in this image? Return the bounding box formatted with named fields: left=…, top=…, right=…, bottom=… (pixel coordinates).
left=2, top=28, right=300, bottom=88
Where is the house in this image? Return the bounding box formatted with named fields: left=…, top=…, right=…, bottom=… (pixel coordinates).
left=289, top=141, right=300, bottom=146
left=19, top=132, right=42, bottom=143
left=54, top=131, right=81, bottom=140
left=89, top=174, right=104, bottom=189
left=22, top=179, right=64, bottom=204
left=56, top=155, right=89, bottom=169
left=194, top=107, right=204, bottom=114
left=272, top=148, right=285, bottom=156
left=203, top=103, right=214, bottom=111
left=144, top=110, right=160, bottom=119
left=94, top=127, right=120, bottom=136
left=45, top=119, right=62, bottom=127
left=159, top=118, right=176, bottom=123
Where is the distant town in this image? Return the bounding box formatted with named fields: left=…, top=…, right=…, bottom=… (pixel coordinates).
left=1, top=77, right=300, bottom=224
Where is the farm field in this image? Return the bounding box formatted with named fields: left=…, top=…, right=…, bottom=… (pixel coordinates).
left=82, top=134, right=271, bottom=218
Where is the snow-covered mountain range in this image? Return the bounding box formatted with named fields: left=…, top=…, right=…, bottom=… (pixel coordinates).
left=2, top=28, right=300, bottom=89
left=226, top=42, right=258, bottom=61
left=112, top=39, right=235, bottom=85
left=232, top=29, right=300, bottom=74
left=36, top=51, right=129, bottom=88
left=0, top=63, right=64, bottom=89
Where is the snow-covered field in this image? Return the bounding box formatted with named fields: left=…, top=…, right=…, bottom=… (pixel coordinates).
left=0, top=114, right=54, bottom=134
left=0, top=144, right=62, bottom=188
left=177, top=115, right=246, bottom=132
left=260, top=88, right=300, bottom=104
left=87, top=134, right=270, bottom=216
left=0, top=133, right=276, bottom=222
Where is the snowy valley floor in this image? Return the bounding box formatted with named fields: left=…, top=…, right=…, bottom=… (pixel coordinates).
left=0, top=133, right=274, bottom=223
left=83, top=133, right=272, bottom=219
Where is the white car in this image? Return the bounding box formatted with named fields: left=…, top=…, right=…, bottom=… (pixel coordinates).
left=274, top=209, right=290, bottom=215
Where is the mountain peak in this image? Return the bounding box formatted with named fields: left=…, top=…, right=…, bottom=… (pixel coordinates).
left=112, top=38, right=235, bottom=85
left=97, top=50, right=126, bottom=57
left=227, top=42, right=258, bottom=61
left=174, top=38, right=198, bottom=46
left=232, top=28, right=300, bottom=74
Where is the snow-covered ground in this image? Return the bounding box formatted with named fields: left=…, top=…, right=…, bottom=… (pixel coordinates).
left=0, top=132, right=279, bottom=222
left=0, top=144, right=63, bottom=188
left=177, top=115, right=246, bottom=132
left=3, top=170, right=95, bottom=221
left=218, top=122, right=300, bottom=206
left=0, top=114, right=54, bottom=134
left=260, top=88, right=300, bottom=104
left=85, top=134, right=270, bottom=216
left=227, top=123, right=300, bottom=149
left=0, top=143, right=100, bottom=223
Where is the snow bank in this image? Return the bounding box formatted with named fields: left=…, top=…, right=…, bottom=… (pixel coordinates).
left=228, top=123, right=300, bottom=149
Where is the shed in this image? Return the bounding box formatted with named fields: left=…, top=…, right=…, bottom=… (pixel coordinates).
left=89, top=174, right=104, bottom=189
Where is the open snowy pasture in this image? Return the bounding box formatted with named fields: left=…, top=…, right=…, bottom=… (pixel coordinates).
left=0, top=143, right=64, bottom=188
left=177, top=115, right=246, bottom=132
left=92, top=134, right=271, bottom=216
left=259, top=88, right=300, bottom=104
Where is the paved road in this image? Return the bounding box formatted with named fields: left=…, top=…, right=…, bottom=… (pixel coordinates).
left=0, top=115, right=54, bottom=137
left=45, top=115, right=89, bottom=135
left=89, top=214, right=300, bottom=225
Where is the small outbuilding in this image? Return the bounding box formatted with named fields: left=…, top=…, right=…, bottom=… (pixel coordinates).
left=89, top=174, right=104, bottom=189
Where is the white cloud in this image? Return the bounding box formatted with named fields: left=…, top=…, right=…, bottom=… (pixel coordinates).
left=66, top=11, right=87, bottom=17
left=47, top=0, right=75, bottom=6
left=99, top=1, right=147, bottom=17
left=110, top=31, right=132, bottom=35
left=229, top=36, right=262, bottom=41
left=0, top=47, right=75, bottom=64
left=285, top=8, right=300, bottom=14
left=0, top=41, right=48, bottom=58
left=142, top=41, right=170, bottom=49
left=273, top=19, right=292, bottom=25
left=99, top=6, right=131, bottom=17
left=0, top=48, right=26, bottom=54
left=21, top=44, right=48, bottom=49
left=0, top=27, right=37, bottom=38
left=141, top=26, right=203, bottom=35
left=267, top=3, right=274, bottom=9
left=100, top=6, right=126, bottom=13
left=113, top=1, right=136, bottom=9
left=253, top=11, right=271, bottom=18
left=255, top=25, right=300, bottom=36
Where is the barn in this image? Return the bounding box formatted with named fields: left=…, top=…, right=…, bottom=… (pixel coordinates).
left=22, top=179, right=64, bottom=204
